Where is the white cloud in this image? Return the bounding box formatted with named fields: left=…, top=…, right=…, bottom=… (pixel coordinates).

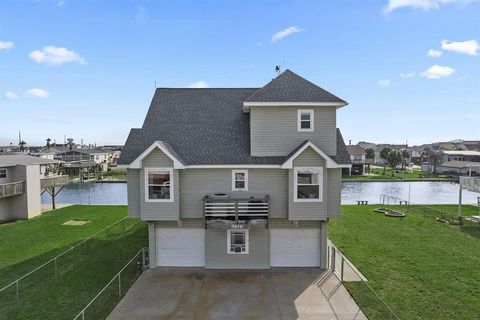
left=427, top=49, right=442, bottom=57
left=421, top=65, right=455, bottom=79
left=378, top=80, right=391, bottom=87
left=29, top=46, right=86, bottom=65
left=400, top=72, right=416, bottom=78
left=271, top=26, right=303, bottom=43
left=0, top=41, right=14, bottom=50
left=25, top=88, right=50, bottom=98
left=441, top=39, right=479, bottom=56
left=189, top=81, right=209, bottom=88
left=3, top=91, right=18, bottom=100
left=384, top=0, right=468, bottom=13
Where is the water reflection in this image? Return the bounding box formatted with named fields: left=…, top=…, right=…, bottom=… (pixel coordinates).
left=42, top=181, right=479, bottom=205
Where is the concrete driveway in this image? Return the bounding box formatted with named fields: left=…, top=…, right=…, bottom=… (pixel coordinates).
left=107, top=268, right=366, bottom=320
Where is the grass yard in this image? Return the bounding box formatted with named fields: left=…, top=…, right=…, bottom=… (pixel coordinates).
left=329, top=204, right=480, bottom=319
left=104, top=168, right=127, bottom=181
left=0, top=205, right=148, bottom=320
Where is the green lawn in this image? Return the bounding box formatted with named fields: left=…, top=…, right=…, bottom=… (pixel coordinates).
left=0, top=205, right=148, bottom=320
left=343, top=167, right=452, bottom=180
left=104, top=168, right=127, bottom=181
left=329, top=204, right=480, bottom=320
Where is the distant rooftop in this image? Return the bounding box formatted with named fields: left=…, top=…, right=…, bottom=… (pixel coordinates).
left=346, top=145, right=365, bottom=155
left=443, top=150, right=480, bottom=156
left=0, top=154, right=62, bottom=167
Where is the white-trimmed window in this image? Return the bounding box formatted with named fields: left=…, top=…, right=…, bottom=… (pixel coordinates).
left=227, top=229, right=249, bottom=254
left=297, top=109, right=314, bottom=132
left=294, top=167, right=323, bottom=202
left=232, top=170, right=248, bottom=191
left=0, top=169, right=6, bottom=179
left=145, top=168, right=173, bottom=202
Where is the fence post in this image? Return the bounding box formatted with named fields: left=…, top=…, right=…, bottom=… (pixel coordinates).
left=15, top=280, right=19, bottom=304
left=118, top=273, right=121, bottom=297
left=340, top=256, right=345, bottom=282
left=331, top=247, right=336, bottom=270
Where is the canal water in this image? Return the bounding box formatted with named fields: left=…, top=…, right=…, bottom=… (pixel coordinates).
left=41, top=181, right=479, bottom=206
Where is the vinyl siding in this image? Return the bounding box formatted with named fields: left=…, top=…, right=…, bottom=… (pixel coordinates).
left=140, top=148, right=179, bottom=221
left=327, top=168, right=342, bottom=218
left=250, top=106, right=337, bottom=156
left=179, top=169, right=288, bottom=219
left=206, top=229, right=269, bottom=269
left=269, top=219, right=321, bottom=228
left=288, top=147, right=328, bottom=220
left=154, top=219, right=204, bottom=228
left=127, top=169, right=141, bottom=218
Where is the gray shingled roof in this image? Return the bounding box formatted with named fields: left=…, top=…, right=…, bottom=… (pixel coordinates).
left=245, top=69, right=346, bottom=104
left=119, top=71, right=350, bottom=166
left=346, top=145, right=366, bottom=156
left=0, top=154, right=62, bottom=167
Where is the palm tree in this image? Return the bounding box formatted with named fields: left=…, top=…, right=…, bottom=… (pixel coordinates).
left=422, top=147, right=441, bottom=174
left=365, top=148, right=375, bottom=161
left=380, top=147, right=391, bottom=175
left=387, top=150, right=403, bottom=177
left=19, top=140, right=27, bottom=152
left=67, top=138, right=75, bottom=151
left=46, top=138, right=52, bottom=149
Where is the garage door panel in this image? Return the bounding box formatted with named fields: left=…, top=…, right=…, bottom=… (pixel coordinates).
left=270, top=229, right=319, bottom=267
left=156, top=228, right=205, bottom=267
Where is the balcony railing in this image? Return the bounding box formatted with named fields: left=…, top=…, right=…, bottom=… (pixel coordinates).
left=0, top=181, right=25, bottom=198
left=41, top=175, right=69, bottom=189
left=203, top=195, right=270, bottom=229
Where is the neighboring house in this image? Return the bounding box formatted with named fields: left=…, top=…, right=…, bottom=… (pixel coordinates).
left=119, top=69, right=351, bottom=269
left=56, top=149, right=110, bottom=173
left=421, top=161, right=480, bottom=176
left=442, top=150, right=480, bottom=163
left=32, top=145, right=70, bottom=160
left=345, top=145, right=366, bottom=175
left=0, top=154, right=67, bottom=222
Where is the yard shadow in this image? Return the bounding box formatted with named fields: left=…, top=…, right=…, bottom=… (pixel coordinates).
left=0, top=224, right=147, bottom=320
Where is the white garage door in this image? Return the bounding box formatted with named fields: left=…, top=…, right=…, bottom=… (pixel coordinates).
left=156, top=228, right=205, bottom=267
left=270, top=229, right=320, bottom=267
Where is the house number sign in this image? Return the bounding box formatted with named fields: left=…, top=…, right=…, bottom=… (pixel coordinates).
left=230, top=224, right=245, bottom=229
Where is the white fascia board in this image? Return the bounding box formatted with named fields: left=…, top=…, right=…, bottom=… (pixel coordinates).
left=243, top=101, right=347, bottom=112
left=186, top=164, right=282, bottom=169
left=128, top=141, right=185, bottom=169
left=282, top=141, right=340, bottom=169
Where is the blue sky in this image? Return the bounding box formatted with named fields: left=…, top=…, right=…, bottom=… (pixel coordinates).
left=0, top=0, right=479, bottom=147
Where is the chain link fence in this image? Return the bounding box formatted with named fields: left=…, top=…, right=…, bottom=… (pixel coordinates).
left=0, top=217, right=146, bottom=320
left=73, top=247, right=148, bottom=320
left=328, top=245, right=399, bottom=320
left=380, top=194, right=480, bottom=236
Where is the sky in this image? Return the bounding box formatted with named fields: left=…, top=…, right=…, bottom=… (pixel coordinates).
left=0, top=0, right=479, bottom=147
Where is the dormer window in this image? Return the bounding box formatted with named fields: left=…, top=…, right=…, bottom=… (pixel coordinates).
left=298, top=109, right=314, bottom=132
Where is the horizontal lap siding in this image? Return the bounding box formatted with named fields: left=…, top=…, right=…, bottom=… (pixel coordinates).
left=206, top=229, right=269, bottom=269
left=155, top=219, right=204, bottom=228
left=289, top=148, right=327, bottom=220
left=269, top=219, right=321, bottom=228
left=179, top=169, right=288, bottom=219
left=127, top=169, right=141, bottom=218
left=327, top=168, right=341, bottom=218
left=140, top=148, right=179, bottom=220
left=251, top=106, right=337, bottom=156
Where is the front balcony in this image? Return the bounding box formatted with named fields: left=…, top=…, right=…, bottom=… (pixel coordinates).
left=0, top=181, right=25, bottom=198
left=203, top=194, right=270, bottom=229
left=41, top=175, right=69, bottom=189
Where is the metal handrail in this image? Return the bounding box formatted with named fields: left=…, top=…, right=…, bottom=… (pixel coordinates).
left=0, top=216, right=130, bottom=295
left=330, top=246, right=400, bottom=320
left=73, top=247, right=148, bottom=320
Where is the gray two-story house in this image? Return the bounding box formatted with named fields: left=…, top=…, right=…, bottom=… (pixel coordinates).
left=119, top=70, right=350, bottom=269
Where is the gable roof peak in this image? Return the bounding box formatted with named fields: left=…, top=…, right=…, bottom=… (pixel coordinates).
left=244, top=69, right=347, bottom=106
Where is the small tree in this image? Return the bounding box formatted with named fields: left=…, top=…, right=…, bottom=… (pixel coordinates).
left=19, top=140, right=27, bottom=152
left=401, top=149, right=409, bottom=170
left=67, top=138, right=75, bottom=151
left=380, top=147, right=392, bottom=175
left=46, top=137, right=52, bottom=149
left=422, top=147, right=442, bottom=174
left=365, top=148, right=375, bottom=161
left=387, top=150, right=403, bottom=177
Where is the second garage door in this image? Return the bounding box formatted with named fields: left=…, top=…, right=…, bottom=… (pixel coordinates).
left=156, top=228, right=205, bottom=267
left=270, top=229, right=320, bottom=267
